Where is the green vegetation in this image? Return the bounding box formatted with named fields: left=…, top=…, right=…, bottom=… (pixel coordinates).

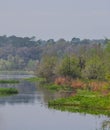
left=24, top=77, right=46, bottom=82
left=43, top=84, right=73, bottom=92
left=48, top=90, right=110, bottom=116
left=0, top=88, right=18, bottom=95
left=0, top=35, right=107, bottom=72
left=0, top=79, right=19, bottom=84
left=37, top=56, right=57, bottom=81
left=1, top=35, right=110, bottom=115
left=36, top=40, right=110, bottom=82
left=57, top=55, right=81, bottom=78
left=49, top=104, right=110, bottom=116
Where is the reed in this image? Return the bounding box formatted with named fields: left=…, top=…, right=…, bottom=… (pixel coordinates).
left=0, top=88, right=18, bottom=95
left=0, top=79, right=19, bottom=84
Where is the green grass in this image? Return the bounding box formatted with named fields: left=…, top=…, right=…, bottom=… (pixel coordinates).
left=0, top=88, right=18, bottom=95
left=24, top=77, right=46, bottom=82
left=44, top=84, right=73, bottom=92
left=48, top=105, right=110, bottom=116
left=0, top=79, right=19, bottom=84
left=48, top=90, right=110, bottom=116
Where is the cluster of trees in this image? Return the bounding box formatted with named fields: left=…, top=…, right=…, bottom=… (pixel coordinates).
left=37, top=39, right=110, bottom=81
left=0, top=35, right=107, bottom=71
left=0, top=56, right=37, bottom=71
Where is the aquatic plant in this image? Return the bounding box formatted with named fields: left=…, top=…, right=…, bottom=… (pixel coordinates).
left=0, top=79, right=19, bottom=84
left=24, top=77, right=46, bottom=82
left=0, top=88, right=18, bottom=95
left=48, top=90, right=110, bottom=111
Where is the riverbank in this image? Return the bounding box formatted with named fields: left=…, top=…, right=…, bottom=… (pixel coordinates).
left=47, top=77, right=110, bottom=115
left=22, top=76, right=110, bottom=115
left=24, top=76, right=110, bottom=94
left=48, top=90, right=110, bottom=115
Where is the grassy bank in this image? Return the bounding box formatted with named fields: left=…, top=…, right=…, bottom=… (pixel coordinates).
left=43, top=83, right=74, bottom=92
left=49, top=104, right=110, bottom=116
left=0, top=79, right=20, bottom=84
left=48, top=90, right=110, bottom=115
left=0, top=88, right=18, bottom=95
left=24, top=77, right=74, bottom=91
left=55, top=77, right=110, bottom=91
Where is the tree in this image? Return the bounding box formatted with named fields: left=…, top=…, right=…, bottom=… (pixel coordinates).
left=82, top=56, right=106, bottom=80
left=37, top=56, right=57, bottom=81
left=56, top=55, right=81, bottom=78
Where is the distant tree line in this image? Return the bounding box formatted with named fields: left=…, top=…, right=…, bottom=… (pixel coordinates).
left=37, top=39, right=110, bottom=81
left=0, top=35, right=107, bottom=72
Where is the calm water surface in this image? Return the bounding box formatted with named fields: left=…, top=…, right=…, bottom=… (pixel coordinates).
left=0, top=75, right=110, bottom=130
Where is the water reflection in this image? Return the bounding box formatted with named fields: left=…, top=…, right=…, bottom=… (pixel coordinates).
left=0, top=80, right=44, bottom=106
left=0, top=74, right=33, bottom=79
left=0, top=75, right=110, bottom=130
left=101, top=120, right=110, bottom=130
left=0, top=94, right=36, bottom=105
left=36, top=83, right=74, bottom=103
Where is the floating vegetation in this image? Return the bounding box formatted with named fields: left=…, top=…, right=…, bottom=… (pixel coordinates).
left=48, top=90, right=110, bottom=116
left=24, top=77, right=46, bottom=82
left=0, top=79, right=20, bottom=84
left=0, top=88, right=18, bottom=95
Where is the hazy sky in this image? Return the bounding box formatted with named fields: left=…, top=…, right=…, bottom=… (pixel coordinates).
left=0, top=0, right=110, bottom=40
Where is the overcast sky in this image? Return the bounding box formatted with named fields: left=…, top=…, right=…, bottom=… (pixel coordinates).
left=0, top=0, right=110, bottom=40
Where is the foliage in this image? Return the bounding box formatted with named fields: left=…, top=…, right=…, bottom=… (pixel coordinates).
left=48, top=90, right=110, bottom=111
left=44, top=84, right=64, bottom=91
left=82, top=56, right=107, bottom=80
left=105, top=40, right=110, bottom=53
left=0, top=88, right=18, bottom=95
left=43, top=83, right=73, bottom=92
left=0, top=35, right=109, bottom=81
left=24, top=77, right=46, bottom=82
left=37, top=56, right=57, bottom=81
left=0, top=79, right=19, bottom=84
left=56, top=55, right=81, bottom=78
left=49, top=104, right=110, bottom=116
left=0, top=35, right=106, bottom=71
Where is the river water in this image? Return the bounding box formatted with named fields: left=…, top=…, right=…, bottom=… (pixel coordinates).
left=0, top=75, right=110, bottom=130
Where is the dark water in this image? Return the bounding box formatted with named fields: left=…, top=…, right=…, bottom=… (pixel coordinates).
left=0, top=75, right=110, bottom=130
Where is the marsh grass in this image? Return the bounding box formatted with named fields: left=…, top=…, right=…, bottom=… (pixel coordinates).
left=49, top=105, right=110, bottom=116
left=48, top=90, right=110, bottom=111
left=45, top=84, right=66, bottom=91
left=24, top=77, right=46, bottom=82
left=0, top=79, right=19, bottom=84
left=55, top=77, right=110, bottom=92
left=0, top=88, right=18, bottom=95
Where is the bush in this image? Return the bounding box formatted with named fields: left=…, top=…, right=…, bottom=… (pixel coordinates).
left=82, top=56, right=106, bottom=80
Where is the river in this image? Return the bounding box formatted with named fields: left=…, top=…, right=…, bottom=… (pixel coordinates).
left=0, top=75, right=110, bottom=130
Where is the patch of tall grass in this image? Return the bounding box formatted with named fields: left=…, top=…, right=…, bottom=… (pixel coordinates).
left=0, top=79, right=19, bottom=84
left=48, top=90, right=110, bottom=110
left=0, top=88, right=18, bottom=95
left=24, top=77, right=46, bottom=82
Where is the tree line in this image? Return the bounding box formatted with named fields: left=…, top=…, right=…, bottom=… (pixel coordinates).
left=0, top=35, right=107, bottom=72
left=37, top=39, right=110, bottom=82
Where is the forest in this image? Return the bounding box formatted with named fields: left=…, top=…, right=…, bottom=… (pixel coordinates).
left=1, top=35, right=110, bottom=115
left=0, top=35, right=106, bottom=73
